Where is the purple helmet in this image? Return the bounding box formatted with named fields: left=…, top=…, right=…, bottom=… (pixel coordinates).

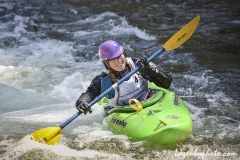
left=98, top=40, right=123, bottom=61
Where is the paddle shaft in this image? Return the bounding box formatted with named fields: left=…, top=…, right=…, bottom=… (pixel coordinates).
left=59, top=47, right=165, bottom=129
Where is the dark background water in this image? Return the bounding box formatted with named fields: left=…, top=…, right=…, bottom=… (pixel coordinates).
left=0, top=0, right=240, bottom=159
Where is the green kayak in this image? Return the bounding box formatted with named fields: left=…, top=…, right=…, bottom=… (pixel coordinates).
left=100, top=83, right=192, bottom=147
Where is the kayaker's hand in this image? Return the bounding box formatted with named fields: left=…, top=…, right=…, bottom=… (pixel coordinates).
left=136, top=58, right=149, bottom=69
left=75, top=100, right=92, bottom=115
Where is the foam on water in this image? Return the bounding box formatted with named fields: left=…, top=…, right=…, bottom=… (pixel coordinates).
left=1, top=99, right=104, bottom=126
left=1, top=135, right=123, bottom=160
left=172, top=69, right=240, bottom=147
left=18, top=40, right=76, bottom=67
left=2, top=103, right=72, bottom=123
left=48, top=72, right=84, bottom=102
left=73, top=12, right=156, bottom=41
left=0, top=83, right=62, bottom=114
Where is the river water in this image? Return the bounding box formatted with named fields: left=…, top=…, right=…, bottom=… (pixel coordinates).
left=0, top=0, right=239, bottom=159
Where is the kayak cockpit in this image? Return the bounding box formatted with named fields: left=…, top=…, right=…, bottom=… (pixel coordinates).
left=103, top=88, right=165, bottom=116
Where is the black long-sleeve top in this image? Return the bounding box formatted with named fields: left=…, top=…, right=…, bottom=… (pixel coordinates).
left=77, top=58, right=172, bottom=103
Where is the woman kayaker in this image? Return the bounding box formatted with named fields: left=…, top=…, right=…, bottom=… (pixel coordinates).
left=75, top=40, right=172, bottom=114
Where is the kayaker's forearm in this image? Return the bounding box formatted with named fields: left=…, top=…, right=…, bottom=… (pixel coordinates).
left=141, top=62, right=172, bottom=88
left=151, top=70, right=172, bottom=89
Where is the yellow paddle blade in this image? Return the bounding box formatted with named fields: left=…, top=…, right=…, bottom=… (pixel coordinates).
left=163, top=15, right=200, bottom=51
left=31, top=127, right=61, bottom=145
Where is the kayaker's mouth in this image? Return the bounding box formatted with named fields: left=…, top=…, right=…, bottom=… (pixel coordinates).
left=116, top=63, right=123, bottom=67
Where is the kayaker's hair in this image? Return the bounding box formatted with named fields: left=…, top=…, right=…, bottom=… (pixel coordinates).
left=125, top=59, right=134, bottom=70
left=108, top=71, right=117, bottom=83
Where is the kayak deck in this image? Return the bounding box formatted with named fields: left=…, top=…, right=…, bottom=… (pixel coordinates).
left=101, top=83, right=192, bottom=147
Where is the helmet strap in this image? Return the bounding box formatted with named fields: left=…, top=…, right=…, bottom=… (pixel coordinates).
left=103, top=61, right=111, bottom=70
left=123, top=52, right=127, bottom=58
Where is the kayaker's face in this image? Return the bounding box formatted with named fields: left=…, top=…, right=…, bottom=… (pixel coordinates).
left=108, top=53, right=126, bottom=72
